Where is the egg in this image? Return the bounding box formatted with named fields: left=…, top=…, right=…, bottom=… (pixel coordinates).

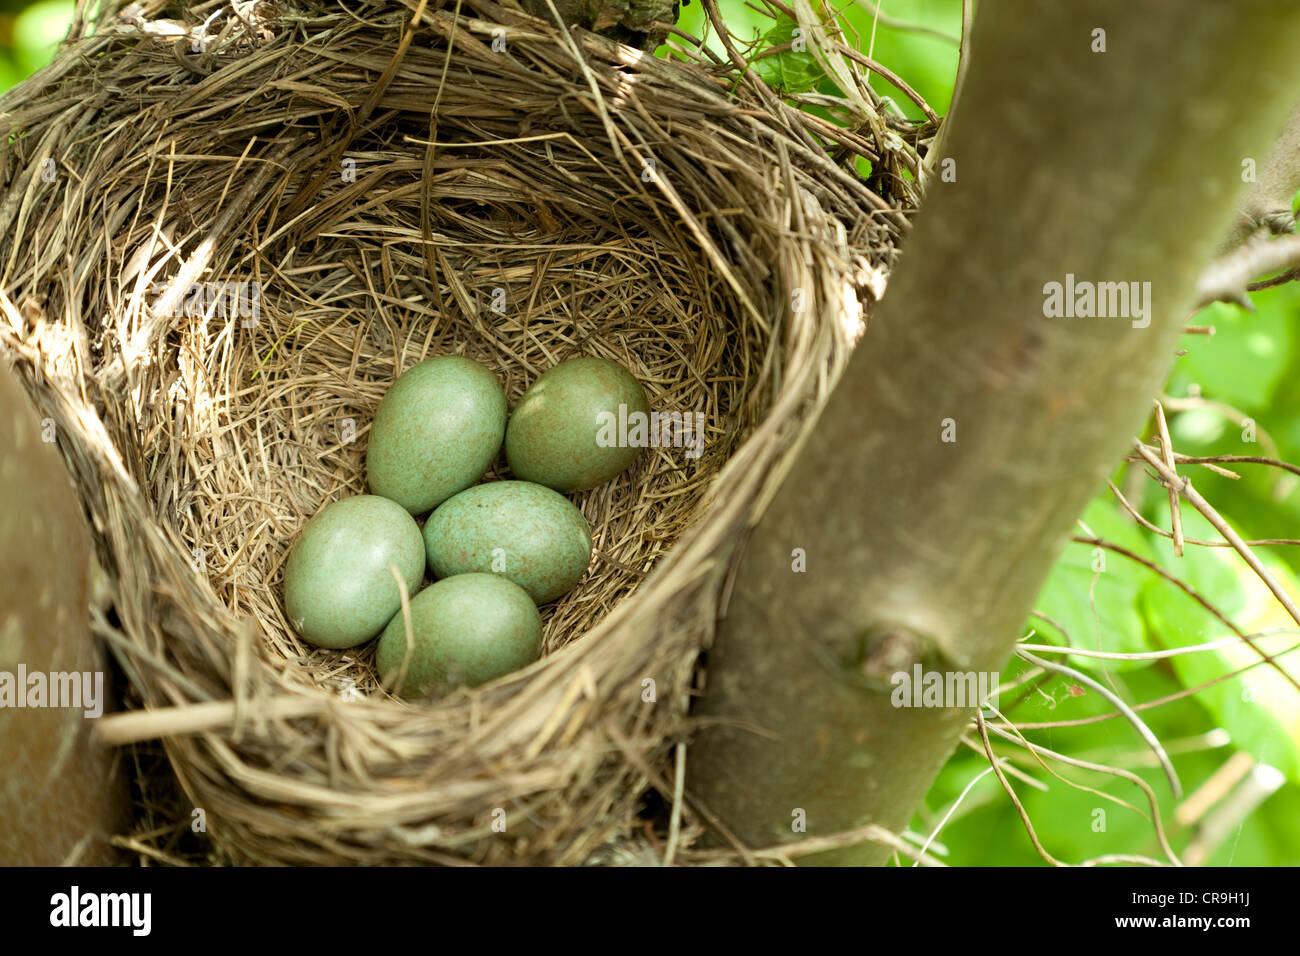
left=375, top=572, right=542, bottom=695
left=504, top=356, right=649, bottom=493
left=366, top=355, right=507, bottom=514
left=283, top=495, right=425, bottom=649
left=423, top=480, right=592, bottom=604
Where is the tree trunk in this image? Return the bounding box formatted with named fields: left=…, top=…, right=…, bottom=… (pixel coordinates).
left=0, top=363, right=127, bottom=864
left=689, top=0, right=1300, bottom=865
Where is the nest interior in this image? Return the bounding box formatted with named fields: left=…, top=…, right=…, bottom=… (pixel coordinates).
left=0, top=0, right=916, bottom=863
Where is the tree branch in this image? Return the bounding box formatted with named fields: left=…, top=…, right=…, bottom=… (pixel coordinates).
left=1196, top=232, right=1300, bottom=309
left=689, top=0, right=1300, bottom=865
left=1218, top=100, right=1300, bottom=254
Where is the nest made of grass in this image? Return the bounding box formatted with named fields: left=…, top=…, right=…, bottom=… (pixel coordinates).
left=0, top=0, right=925, bottom=864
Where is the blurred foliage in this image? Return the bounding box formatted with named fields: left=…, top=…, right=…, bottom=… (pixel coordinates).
left=3, top=0, right=1297, bottom=866
left=0, top=0, right=73, bottom=92
left=941, top=276, right=1300, bottom=867
left=669, top=0, right=960, bottom=118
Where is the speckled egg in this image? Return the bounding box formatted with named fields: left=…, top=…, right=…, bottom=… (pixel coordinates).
left=375, top=572, right=542, bottom=695
left=366, top=355, right=507, bottom=514
left=283, top=495, right=425, bottom=649
left=423, top=481, right=592, bottom=604
left=504, top=356, right=649, bottom=493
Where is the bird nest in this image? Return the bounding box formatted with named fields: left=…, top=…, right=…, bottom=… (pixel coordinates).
left=0, top=0, right=922, bottom=863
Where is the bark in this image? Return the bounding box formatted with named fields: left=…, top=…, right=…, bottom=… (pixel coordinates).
left=0, top=364, right=127, bottom=864
left=689, top=1, right=1300, bottom=865
left=1219, top=101, right=1300, bottom=253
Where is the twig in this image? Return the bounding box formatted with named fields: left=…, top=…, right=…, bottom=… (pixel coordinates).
left=975, top=711, right=1061, bottom=866
left=1013, top=648, right=1298, bottom=730
left=381, top=563, right=415, bottom=698
left=1145, top=452, right=1300, bottom=480
left=952, top=0, right=972, bottom=112
left=1017, top=648, right=1183, bottom=798
left=912, top=761, right=1002, bottom=865
left=663, top=742, right=686, bottom=867
left=922, top=0, right=970, bottom=177
left=109, top=835, right=195, bottom=867
left=682, top=821, right=946, bottom=865
left=1017, top=635, right=1275, bottom=661
left=1076, top=529, right=1244, bottom=637
left=1195, top=232, right=1300, bottom=309
left=1104, top=481, right=1300, bottom=548
left=95, top=696, right=330, bottom=746
left=1181, top=763, right=1286, bottom=866
left=1073, top=527, right=1300, bottom=693
left=1158, top=394, right=1286, bottom=464
left=984, top=721, right=1183, bottom=867
left=849, top=0, right=959, bottom=44
left=1152, top=400, right=1184, bottom=556
left=1175, top=751, right=1256, bottom=827
left=1124, top=448, right=1238, bottom=479
left=956, top=736, right=1049, bottom=790
left=1248, top=264, right=1300, bottom=292
left=1134, top=439, right=1300, bottom=634
left=1077, top=854, right=1173, bottom=867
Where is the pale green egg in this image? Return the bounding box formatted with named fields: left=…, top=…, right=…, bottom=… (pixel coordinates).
left=283, top=495, right=425, bottom=649
left=504, top=356, right=649, bottom=493
left=423, top=480, right=592, bottom=604
left=375, top=572, right=542, bottom=695
left=366, top=355, right=507, bottom=514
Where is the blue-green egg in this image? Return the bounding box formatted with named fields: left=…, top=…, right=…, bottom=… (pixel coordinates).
left=375, top=572, right=542, bottom=695
left=283, top=495, right=425, bottom=649
left=423, top=480, right=592, bottom=604
left=366, top=355, right=507, bottom=514
left=504, top=356, right=649, bottom=493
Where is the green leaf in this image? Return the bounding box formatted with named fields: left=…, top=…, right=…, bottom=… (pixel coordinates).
left=1172, top=285, right=1297, bottom=412
left=753, top=15, right=825, bottom=94
left=1027, top=495, right=1158, bottom=672
left=1140, top=506, right=1300, bottom=782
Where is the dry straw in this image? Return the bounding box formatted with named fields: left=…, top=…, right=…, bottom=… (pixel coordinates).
left=0, top=0, right=925, bottom=863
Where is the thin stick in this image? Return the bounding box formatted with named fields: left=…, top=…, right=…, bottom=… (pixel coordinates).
left=912, top=761, right=1000, bottom=865
left=975, top=710, right=1061, bottom=866
left=687, top=823, right=947, bottom=866
left=849, top=0, right=959, bottom=45
left=924, top=0, right=970, bottom=176
left=1175, top=751, right=1256, bottom=827
left=1013, top=649, right=1298, bottom=730
left=382, top=563, right=415, bottom=698
left=984, top=721, right=1182, bottom=866
left=663, top=742, right=686, bottom=867
left=1017, top=648, right=1183, bottom=798
left=1143, top=452, right=1300, bottom=480
left=1152, top=400, right=1184, bottom=556
left=1134, top=439, right=1300, bottom=634
left=1017, top=635, right=1294, bottom=661
left=95, top=696, right=329, bottom=746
